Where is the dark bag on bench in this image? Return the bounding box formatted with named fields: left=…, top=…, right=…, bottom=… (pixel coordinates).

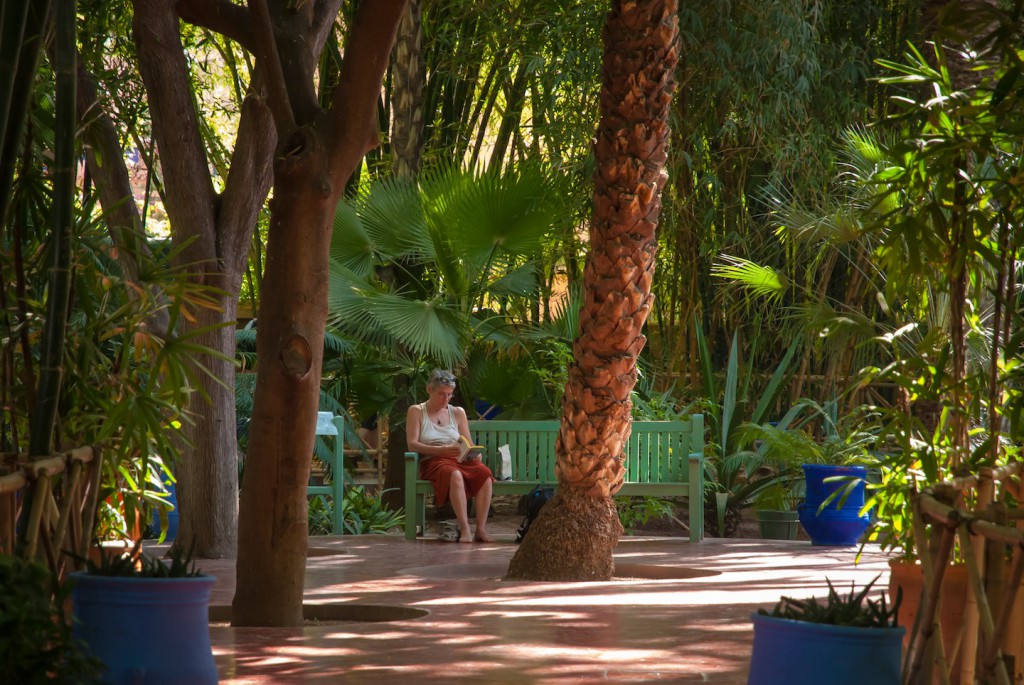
left=515, top=486, right=554, bottom=543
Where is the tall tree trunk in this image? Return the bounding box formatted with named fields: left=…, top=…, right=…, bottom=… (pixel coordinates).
left=231, top=0, right=407, bottom=626
left=234, top=165, right=334, bottom=626
left=175, top=298, right=242, bottom=558
left=390, top=0, right=425, bottom=178
left=132, top=0, right=273, bottom=560
left=381, top=0, right=425, bottom=512
left=507, top=0, right=678, bottom=582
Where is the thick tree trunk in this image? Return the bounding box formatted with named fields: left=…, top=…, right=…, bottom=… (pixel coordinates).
left=231, top=0, right=408, bottom=626
left=232, top=158, right=334, bottom=626
left=132, top=0, right=274, bottom=561
left=507, top=0, right=678, bottom=582
left=175, top=297, right=240, bottom=559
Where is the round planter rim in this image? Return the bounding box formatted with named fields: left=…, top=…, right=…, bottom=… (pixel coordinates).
left=751, top=611, right=906, bottom=637
left=802, top=463, right=868, bottom=473
left=756, top=509, right=799, bottom=520
left=69, top=570, right=215, bottom=583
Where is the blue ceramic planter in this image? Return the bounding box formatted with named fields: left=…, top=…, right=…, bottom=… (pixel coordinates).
left=70, top=571, right=218, bottom=684
left=802, top=464, right=867, bottom=510
left=747, top=612, right=904, bottom=685
left=799, top=464, right=870, bottom=546
left=150, top=480, right=179, bottom=540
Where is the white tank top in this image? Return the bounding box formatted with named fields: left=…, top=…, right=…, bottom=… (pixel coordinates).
left=418, top=402, right=460, bottom=446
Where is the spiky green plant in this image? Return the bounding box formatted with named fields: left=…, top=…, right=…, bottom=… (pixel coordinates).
left=760, top=574, right=901, bottom=629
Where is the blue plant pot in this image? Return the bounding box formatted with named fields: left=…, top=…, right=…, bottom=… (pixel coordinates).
left=799, top=464, right=870, bottom=546
left=70, top=572, right=218, bottom=684
left=798, top=503, right=870, bottom=546
left=747, top=612, right=904, bottom=685
left=151, top=480, right=179, bottom=540
left=802, top=464, right=867, bottom=510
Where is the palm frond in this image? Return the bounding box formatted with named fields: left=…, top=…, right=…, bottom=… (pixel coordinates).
left=420, top=162, right=556, bottom=270
left=486, top=262, right=542, bottom=298
left=358, top=175, right=432, bottom=257
left=330, top=201, right=375, bottom=279
left=712, top=255, right=788, bottom=303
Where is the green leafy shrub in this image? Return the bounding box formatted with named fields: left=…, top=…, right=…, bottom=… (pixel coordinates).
left=616, top=496, right=676, bottom=531
left=760, top=574, right=901, bottom=628
left=0, top=557, right=103, bottom=683
left=308, top=488, right=404, bottom=535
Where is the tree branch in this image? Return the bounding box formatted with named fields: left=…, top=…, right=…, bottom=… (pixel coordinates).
left=75, top=60, right=170, bottom=337
left=218, top=73, right=275, bottom=280
left=311, top=0, right=345, bottom=49
left=247, top=0, right=296, bottom=133
left=132, top=0, right=218, bottom=272
left=176, top=0, right=254, bottom=51
left=324, top=0, right=407, bottom=184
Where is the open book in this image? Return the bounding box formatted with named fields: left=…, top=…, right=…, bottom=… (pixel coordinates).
left=457, top=435, right=485, bottom=463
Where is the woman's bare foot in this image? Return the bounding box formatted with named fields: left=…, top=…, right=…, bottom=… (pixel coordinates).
left=458, top=527, right=473, bottom=543
left=473, top=529, right=495, bottom=543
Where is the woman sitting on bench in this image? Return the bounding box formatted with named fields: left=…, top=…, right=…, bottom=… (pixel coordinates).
left=407, top=369, right=495, bottom=543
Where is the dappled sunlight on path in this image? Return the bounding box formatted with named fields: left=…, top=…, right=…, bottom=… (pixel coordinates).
left=200, top=535, right=892, bottom=684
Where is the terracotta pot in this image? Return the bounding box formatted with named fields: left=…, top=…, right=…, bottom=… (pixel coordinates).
left=888, top=559, right=968, bottom=683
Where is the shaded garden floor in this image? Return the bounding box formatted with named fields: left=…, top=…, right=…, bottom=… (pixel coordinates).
left=185, top=530, right=893, bottom=684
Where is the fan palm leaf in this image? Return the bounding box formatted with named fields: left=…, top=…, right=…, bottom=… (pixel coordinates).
left=328, top=162, right=560, bottom=372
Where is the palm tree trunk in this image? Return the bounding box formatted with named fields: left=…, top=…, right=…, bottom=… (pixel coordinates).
left=507, top=0, right=678, bottom=582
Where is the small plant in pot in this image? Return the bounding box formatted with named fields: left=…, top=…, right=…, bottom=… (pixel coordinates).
left=70, top=540, right=218, bottom=685
left=733, top=402, right=845, bottom=541
left=748, top=575, right=904, bottom=685
left=751, top=477, right=802, bottom=540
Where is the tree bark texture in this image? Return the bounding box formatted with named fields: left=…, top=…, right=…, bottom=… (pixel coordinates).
left=232, top=0, right=407, bottom=626
left=175, top=299, right=242, bottom=558
left=131, top=0, right=276, bottom=560
left=233, top=163, right=334, bottom=626
left=507, top=0, right=678, bottom=582
left=390, top=0, right=425, bottom=178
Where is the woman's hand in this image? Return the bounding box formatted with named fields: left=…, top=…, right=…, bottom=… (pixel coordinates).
left=436, top=443, right=461, bottom=459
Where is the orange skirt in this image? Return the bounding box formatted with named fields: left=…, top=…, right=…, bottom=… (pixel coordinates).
left=419, top=455, right=494, bottom=507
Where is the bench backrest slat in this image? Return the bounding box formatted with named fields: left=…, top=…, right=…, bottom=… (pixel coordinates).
left=468, top=417, right=701, bottom=485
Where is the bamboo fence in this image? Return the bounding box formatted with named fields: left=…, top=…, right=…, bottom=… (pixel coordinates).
left=0, top=446, right=103, bottom=581
left=903, top=462, right=1024, bottom=685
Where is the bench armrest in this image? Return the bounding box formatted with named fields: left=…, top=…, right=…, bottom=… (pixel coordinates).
left=404, top=452, right=422, bottom=539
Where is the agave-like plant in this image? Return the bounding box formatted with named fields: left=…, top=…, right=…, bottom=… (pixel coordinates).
left=696, top=320, right=808, bottom=534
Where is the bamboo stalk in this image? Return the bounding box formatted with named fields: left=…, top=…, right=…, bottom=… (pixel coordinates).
left=1009, top=518, right=1024, bottom=682
left=54, top=456, right=83, bottom=578
left=959, top=521, right=1011, bottom=685
left=989, top=548, right=1024, bottom=679
left=23, top=474, right=51, bottom=561
left=906, top=504, right=955, bottom=685
left=0, top=470, right=28, bottom=495
left=76, top=447, right=103, bottom=562
left=0, top=491, right=13, bottom=554
left=961, top=479, right=996, bottom=683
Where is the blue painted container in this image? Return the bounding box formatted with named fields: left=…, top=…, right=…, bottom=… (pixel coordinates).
left=802, top=464, right=867, bottom=510
left=151, top=480, right=179, bottom=540
left=747, top=612, right=904, bottom=685
left=798, top=464, right=870, bottom=546
left=70, top=572, right=218, bottom=684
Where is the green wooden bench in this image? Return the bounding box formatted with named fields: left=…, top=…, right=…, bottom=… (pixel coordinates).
left=404, top=415, right=705, bottom=543
left=306, top=412, right=348, bottom=534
